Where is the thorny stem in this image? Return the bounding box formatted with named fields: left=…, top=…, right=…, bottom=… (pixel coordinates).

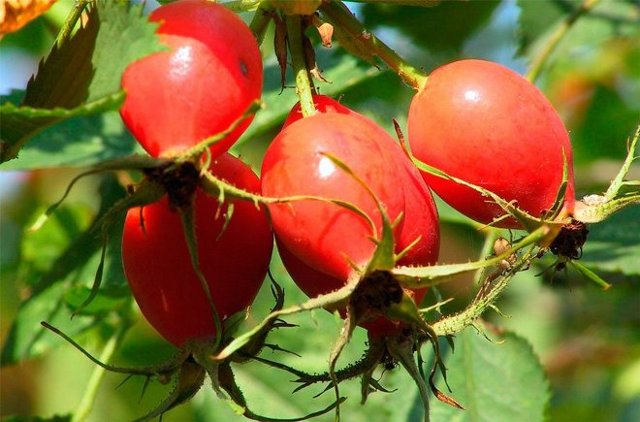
left=526, top=0, right=602, bottom=82
left=320, top=0, right=427, bottom=90
left=55, top=0, right=90, bottom=48
left=432, top=250, right=536, bottom=337
left=286, top=15, right=317, bottom=117
left=72, top=320, right=131, bottom=422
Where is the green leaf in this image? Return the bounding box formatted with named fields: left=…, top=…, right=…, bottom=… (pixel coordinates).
left=427, top=328, right=550, bottom=421
left=1, top=1, right=163, bottom=164
left=580, top=205, right=640, bottom=276
left=88, top=1, right=164, bottom=101
left=18, top=204, right=94, bottom=287
left=21, top=9, right=98, bottom=109
left=0, top=94, right=126, bottom=164
left=0, top=90, right=26, bottom=105
left=0, top=282, right=95, bottom=366
left=0, top=111, right=141, bottom=170
left=63, top=285, right=130, bottom=316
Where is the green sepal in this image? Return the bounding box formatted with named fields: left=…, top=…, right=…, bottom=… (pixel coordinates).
left=392, top=226, right=549, bottom=289
left=320, top=152, right=397, bottom=273
left=200, top=169, right=375, bottom=236
left=569, top=261, right=612, bottom=290
left=132, top=359, right=206, bottom=422
left=411, top=156, right=555, bottom=232
left=214, top=280, right=358, bottom=360
left=179, top=206, right=223, bottom=350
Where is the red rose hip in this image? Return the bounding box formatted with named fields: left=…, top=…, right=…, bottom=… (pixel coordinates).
left=120, top=0, right=263, bottom=158
left=408, top=59, right=575, bottom=228
left=122, top=154, right=273, bottom=347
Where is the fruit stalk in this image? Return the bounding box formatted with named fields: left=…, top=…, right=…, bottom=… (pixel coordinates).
left=285, top=15, right=317, bottom=117
left=320, top=0, right=427, bottom=90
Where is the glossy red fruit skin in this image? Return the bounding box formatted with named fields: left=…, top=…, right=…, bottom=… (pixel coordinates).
left=282, top=95, right=352, bottom=128
left=120, top=0, right=263, bottom=158
left=262, top=112, right=439, bottom=282
left=408, top=59, right=575, bottom=229
left=262, top=111, right=439, bottom=335
left=122, top=154, right=273, bottom=347
left=283, top=96, right=441, bottom=265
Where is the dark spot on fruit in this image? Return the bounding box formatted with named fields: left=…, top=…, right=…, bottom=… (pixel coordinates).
left=240, top=60, right=249, bottom=77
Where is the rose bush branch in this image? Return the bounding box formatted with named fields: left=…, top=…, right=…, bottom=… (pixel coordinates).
left=320, top=0, right=427, bottom=90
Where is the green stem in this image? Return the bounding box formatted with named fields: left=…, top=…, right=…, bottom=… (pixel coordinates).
left=71, top=321, right=130, bottom=422
left=526, top=0, right=602, bottom=82
left=55, top=0, right=90, bottom=48
left=286, top=15, right=316, bottom=117
left=320, top=0, right=427, bottom=90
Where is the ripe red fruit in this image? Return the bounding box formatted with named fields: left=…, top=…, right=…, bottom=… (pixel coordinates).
left=120, top=0, right=263, bottom=158
left=262, top=111, right=439, bottom=334
left=408, top=59, right=575, bottom=228
left=122, top=154, right=273, bottom=347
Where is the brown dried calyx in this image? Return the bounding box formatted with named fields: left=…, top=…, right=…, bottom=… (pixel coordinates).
left=144, top=161, right=200, bottom=210
left=550, top=219, right=589, bottom=260
left=351, top=270, right=404, bottom=321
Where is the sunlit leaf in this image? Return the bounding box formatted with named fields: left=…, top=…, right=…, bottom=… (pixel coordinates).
left=427, top=328, right=550, bottom=421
